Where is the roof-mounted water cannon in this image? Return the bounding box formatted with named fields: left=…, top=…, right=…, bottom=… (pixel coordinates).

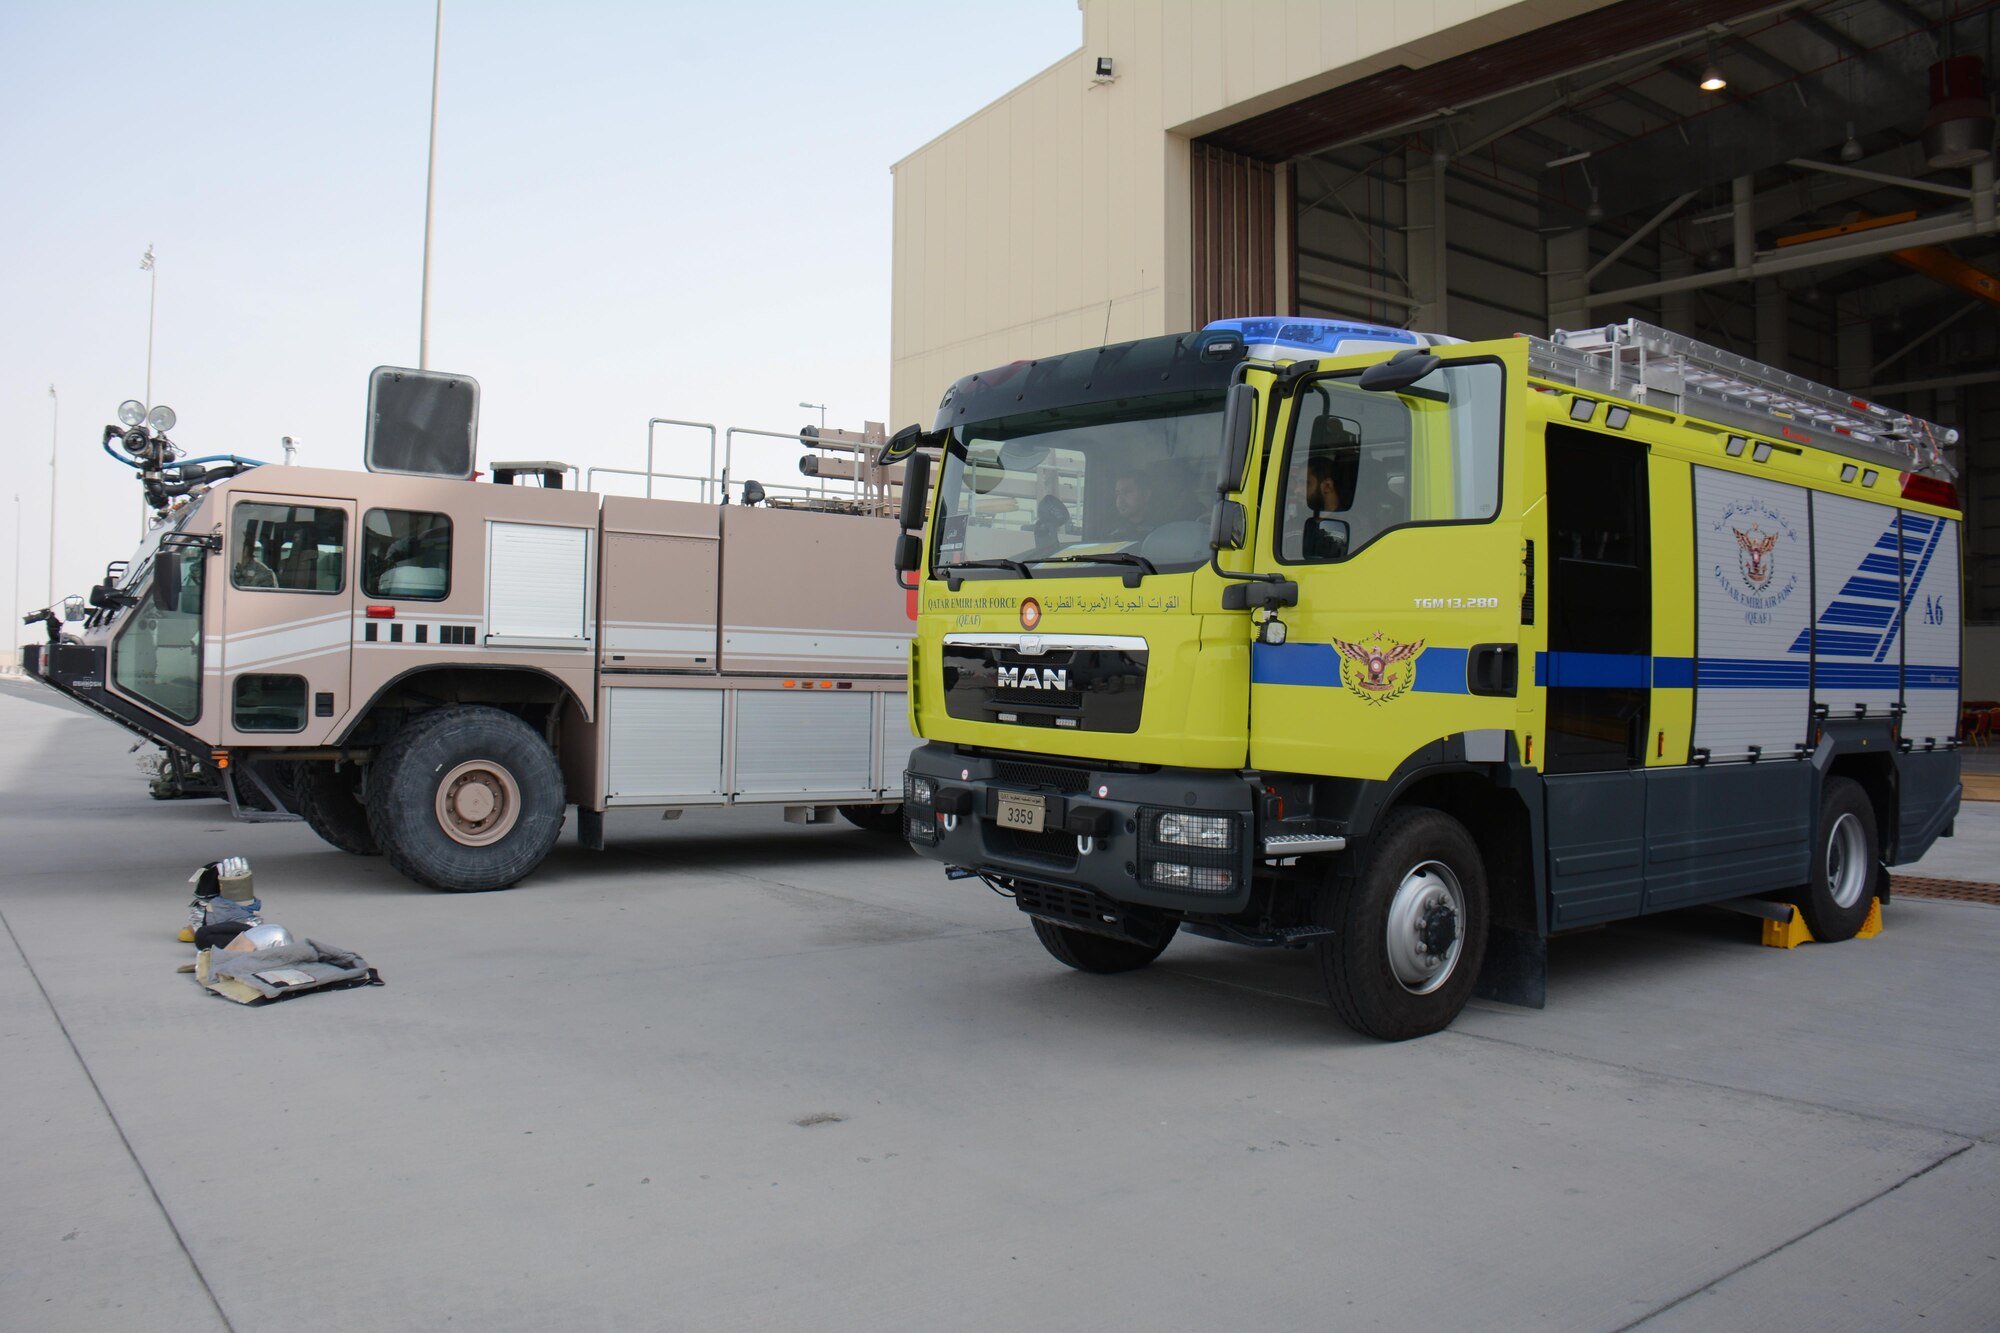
left=104, top=400, right=266, bottom=515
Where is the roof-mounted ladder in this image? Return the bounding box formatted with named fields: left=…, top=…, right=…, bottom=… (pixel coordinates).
left=1528, top=319, right=1959, bottom=477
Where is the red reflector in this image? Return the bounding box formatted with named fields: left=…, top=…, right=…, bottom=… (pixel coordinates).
left=1900, top=473, right=1960, bottom=511
left=366, top=605, right=396, bottom=619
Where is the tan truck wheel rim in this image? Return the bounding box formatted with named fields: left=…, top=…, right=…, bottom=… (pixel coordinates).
left=435, top=760, right=521, bottom=847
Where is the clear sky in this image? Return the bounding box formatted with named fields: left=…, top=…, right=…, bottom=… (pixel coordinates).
left=1, top=0, right=1079, bottom=623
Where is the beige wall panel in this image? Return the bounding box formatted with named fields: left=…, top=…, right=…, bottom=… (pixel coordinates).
left=891, top=0, right=1617, bottom=427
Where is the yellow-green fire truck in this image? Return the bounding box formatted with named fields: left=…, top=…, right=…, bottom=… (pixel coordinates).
left=886, top=317, right=1963, bottom=1040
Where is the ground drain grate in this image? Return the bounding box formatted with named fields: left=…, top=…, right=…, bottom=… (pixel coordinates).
left=1891, top=876, right=2000, bottom=906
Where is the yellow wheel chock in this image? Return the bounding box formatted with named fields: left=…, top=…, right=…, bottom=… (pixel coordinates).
left=1760, top=897, right=1883, bottom=948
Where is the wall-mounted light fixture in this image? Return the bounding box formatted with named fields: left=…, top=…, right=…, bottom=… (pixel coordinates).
left=1093, top=56, right=1116, bottom=84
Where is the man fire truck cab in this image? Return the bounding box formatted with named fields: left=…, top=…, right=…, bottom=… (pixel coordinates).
left=26, top=368, right=912, bottom=892
left=890, top=316, right=1963, bottom=1040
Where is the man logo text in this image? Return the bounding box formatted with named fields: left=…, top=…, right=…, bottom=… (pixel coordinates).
left=997, top=666, right=1068, bottom=691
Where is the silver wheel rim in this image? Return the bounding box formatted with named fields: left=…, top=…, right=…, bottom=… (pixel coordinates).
left=1385, top=859, right=1465, bottom=995
left=1825, top=811, right=1868, bottom=909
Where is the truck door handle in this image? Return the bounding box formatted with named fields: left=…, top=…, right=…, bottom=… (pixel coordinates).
left=1467, top=644, right=1517, bottom=698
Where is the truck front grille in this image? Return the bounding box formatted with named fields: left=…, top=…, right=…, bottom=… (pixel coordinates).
left=994, top=760, right=1090, bottom=794
left=989, top=824, right=1079, bottom=869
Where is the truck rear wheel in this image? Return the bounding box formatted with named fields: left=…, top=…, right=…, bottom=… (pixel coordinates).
left=1798, top=777, right=1879, bottom=943
left=1030, top=916, right=1176, bottom=974
left=366, top=706, right=565, bottom=892
left=1321, top=806, right=1489, bottom=1041
left=295, top=761, right=380, bottom=855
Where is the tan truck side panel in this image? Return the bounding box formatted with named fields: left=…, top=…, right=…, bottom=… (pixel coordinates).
left=718, top=507, right=908, bottom=676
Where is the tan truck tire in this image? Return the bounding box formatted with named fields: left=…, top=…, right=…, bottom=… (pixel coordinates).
left=366, top=706, right=566, bottom=892
left=295, top=762, right=380, bottom=855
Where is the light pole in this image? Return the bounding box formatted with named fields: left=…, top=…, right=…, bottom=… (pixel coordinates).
left=141, top=244, right=157, bottom=407
left=139, top=245, right=158, bottom=537
left=419, top=0, right=443, bottom=369
left=46, top=384, right=57, bottom=607
left=11, top=493, right=20, bottom=667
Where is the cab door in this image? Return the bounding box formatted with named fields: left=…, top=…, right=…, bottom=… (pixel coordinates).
left=1248, top=339, right=1529, bottom=783
left=219, top=492, right=356, bottom=746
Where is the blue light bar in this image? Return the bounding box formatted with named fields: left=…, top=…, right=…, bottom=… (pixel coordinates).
left=1202, top=316, right=1423, bottom=360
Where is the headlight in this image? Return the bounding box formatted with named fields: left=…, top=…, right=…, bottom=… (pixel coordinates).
left=1155, top=812, right=1233, bottom=849
left=907, top=774, right=934, bottom=806
left=118, top=400, right=148, bottom=427
left=1148, top=862, right=1234, bottom=893
left=147, top=404, right=177, bottom=433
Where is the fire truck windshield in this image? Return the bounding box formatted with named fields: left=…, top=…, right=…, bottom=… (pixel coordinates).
left=111, top=546, right=205, bottom=723
left=932, top=391, right=1226, bottom=580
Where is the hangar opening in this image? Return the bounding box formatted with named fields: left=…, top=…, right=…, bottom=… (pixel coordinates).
left=1192, top=0, right=1997, bottom=616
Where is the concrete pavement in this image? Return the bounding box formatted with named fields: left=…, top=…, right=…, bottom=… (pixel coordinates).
left=2, top=679, right=1995, bottom=1331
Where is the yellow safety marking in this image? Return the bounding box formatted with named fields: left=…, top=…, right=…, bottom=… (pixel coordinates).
left=1759, top=896, right=1881, bottom=948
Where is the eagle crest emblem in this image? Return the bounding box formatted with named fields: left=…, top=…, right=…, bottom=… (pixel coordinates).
left=1732, top=525, right=1778, bottom=590
left=1331, top=633, right=1425, bottom=704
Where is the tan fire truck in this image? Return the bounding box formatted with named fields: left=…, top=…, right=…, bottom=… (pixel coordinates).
left=888, top=317, right=1963, bottom=1040
left=25, top=369, right=912, bottom=892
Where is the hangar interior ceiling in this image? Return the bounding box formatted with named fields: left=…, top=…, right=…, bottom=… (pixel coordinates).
left=1197, top=0, right=1999, bottom=617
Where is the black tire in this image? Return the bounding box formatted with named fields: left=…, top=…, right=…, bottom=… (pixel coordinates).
left=1320, top=806, right=1489, bottom=1041
left=295, top=761, right=381, bottom=855
left=366, top=706, right=565, bottom=892
left=1031, top=916, right=1177, bottom=974
left=1798, top=777, right=1879, bottom=943
left=838, top=803, right=905, bottom=836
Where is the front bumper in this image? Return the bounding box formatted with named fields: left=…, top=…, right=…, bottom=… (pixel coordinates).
left=24, top=642, right=209, bottom=758
left=902, top=742, right=1260, bottom=914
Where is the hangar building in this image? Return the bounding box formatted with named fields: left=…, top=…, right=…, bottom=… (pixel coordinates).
left=889, top=0, right=1998, bottom=627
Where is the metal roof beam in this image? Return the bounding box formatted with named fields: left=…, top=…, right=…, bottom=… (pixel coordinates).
left=1547, top=107, right=1629, bottom=145
left=1868, top=0, right=1937, bottom=34
left=1602, top=83, right=1689, bottom=126
left=1787, top=156, right=1974, bottom=200
left=1588, top=206, right=1990, bottom=308
left=1794, top=11, right=1872, bottom=60
left=1716, top=33, right=1805, bottom=82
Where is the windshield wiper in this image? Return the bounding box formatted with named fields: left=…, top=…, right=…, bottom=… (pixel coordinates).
left=1024, top=552, right=1159, bottom=587
left=938, top=557, right=1033, bottom=589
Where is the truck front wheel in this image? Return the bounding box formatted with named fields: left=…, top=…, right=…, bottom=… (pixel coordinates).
left=1031, top=916, right=1176, bottom=973
left=1321, top=806, right=1489, bottom=1041
left=367, top=706, right=566, bottom=892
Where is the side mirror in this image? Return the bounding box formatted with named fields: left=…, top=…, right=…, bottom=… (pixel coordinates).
left=1359, top=348, right=1441, bottom=393
left=1209, top=499, right=1247, bottom=552
left=894, top=531, right=924, bottom=591
left=1215, top=383, right=1257, bottom=494
left=154, top=549, right=183, bottom=613
left=1305, top=516, right=1351, bottom=558
left=881, top=424, right=921, bottom=463
left=898, top=452, right=932, bottom=531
